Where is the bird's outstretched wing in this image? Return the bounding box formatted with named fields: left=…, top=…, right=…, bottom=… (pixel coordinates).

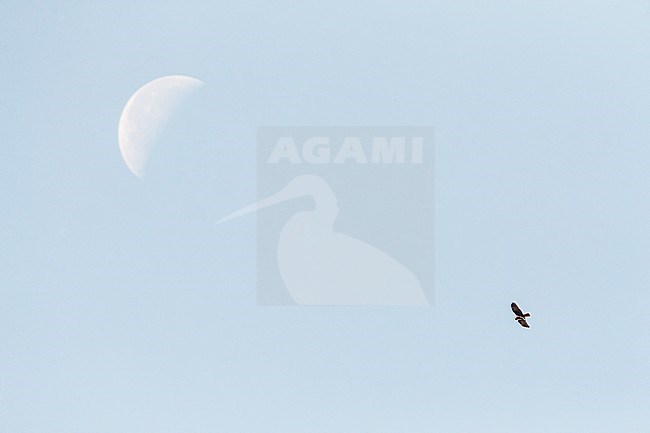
left=511, top=302, right=524, bottom=317
left=516, top=317, right=530, bottom=328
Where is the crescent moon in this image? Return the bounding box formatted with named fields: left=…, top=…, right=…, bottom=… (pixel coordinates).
left=118, top=75, right=204, bottom=178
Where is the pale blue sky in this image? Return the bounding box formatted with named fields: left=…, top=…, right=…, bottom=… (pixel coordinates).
left=2, top=1, right=649, bottom=432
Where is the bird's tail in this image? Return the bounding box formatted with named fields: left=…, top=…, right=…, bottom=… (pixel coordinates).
left=524, top=313, right=531, bottom=318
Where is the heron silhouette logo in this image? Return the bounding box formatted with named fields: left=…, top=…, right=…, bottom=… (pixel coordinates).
left=219, top=126, right=434, bottom=305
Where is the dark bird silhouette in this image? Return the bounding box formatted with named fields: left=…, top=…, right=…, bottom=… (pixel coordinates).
left=511, top=302, right=531, bottom=328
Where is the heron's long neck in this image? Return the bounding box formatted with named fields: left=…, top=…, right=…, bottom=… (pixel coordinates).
left=308, top=192, right=337, bottom=227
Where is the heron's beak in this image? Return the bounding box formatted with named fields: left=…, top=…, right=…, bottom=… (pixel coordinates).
left=215, top=185, right=296, bottom=224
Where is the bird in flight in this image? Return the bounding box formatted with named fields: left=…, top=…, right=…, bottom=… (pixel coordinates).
left=511, top=302, right=531, bottom=328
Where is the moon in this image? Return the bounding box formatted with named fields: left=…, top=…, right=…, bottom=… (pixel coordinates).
left=118, top=75, right=204, bottom=178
